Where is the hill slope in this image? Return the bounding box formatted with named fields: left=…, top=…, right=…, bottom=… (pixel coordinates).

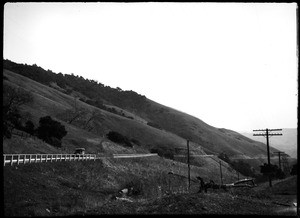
left=4, top=59, right=295, bottom=216
left=3, top=59, right=278, bottom=160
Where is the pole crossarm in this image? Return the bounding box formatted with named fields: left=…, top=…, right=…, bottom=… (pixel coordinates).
left=253, top=133, right=282, bottom=136
left=253, top=133, right=267, bottom=136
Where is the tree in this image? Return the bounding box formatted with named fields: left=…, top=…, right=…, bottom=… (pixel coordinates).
left=107, top=131, right=133, bottom=147
left=24, top=120, right=35, bottom=135
left=260, top=163, right=285, bottom=179
left=218, top=152, right=231, bottom=164
left=36, top=116, right=67, bottom=147
left=231, top=160, right=256, bottom=177
left=290, top=163, right=297, bottom=175
left=3, top=84, right=33, bottom=138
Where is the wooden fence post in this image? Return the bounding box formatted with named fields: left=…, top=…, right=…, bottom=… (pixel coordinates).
left=29, top=154, right=32, bottom=163
left=4, top=155, right=6, bottom=166
left=17, top=155, right=20, bottom=165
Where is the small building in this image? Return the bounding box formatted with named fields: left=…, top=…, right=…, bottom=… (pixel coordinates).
left=74, top=148, right=85, bottom=155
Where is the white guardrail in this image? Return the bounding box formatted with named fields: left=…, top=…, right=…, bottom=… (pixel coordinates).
left=3, top=153, right=159, bottom=166
left=3, top=154, right=96, bottom=166
left=113, top=153, right=158, bottom=159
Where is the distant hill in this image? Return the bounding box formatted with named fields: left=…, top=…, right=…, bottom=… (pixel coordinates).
left=240, top=129, right=297, bottom=158
left=3, top=59, right=279, bottom=160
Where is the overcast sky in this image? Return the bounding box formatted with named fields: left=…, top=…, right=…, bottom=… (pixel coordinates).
left=3, top=2, right=298, bottom=132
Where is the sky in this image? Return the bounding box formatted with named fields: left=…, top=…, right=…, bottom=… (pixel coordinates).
left=3, top=2, right=298, bottom=132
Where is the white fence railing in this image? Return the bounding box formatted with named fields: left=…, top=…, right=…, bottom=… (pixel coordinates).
left=3, top=154, right=96, bottom=166
left=113, top=153, right=158, bottom=158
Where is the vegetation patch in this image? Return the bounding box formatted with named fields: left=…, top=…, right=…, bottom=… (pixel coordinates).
left=106, top=131, right=133, bottom=148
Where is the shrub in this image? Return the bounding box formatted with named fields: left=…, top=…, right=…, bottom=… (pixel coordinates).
left=123, top=179, right=144, bottom=196
left=150, top=147, right=174, bottom=160
left=147, top=122, right=162, bottom=130
left=24, top=120, right=35, bottom=135
left=260, top=163, right=286, bottom=179
left=106, top=131, right=133, bottom=147
left=130, top=138, right=141, bottom=146
left=3, top=84, right=33, bottom=138
left=37, top=116, right=67, bottom=147
left=218, top=152, right=231, bottom=164
left=291, top=163, right=297, bottom=175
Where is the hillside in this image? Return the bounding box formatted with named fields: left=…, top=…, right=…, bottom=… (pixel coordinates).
left=3, top=59, right=279, bottom=160
left=4, top=161, right=297, bottom=216
left=3, top=59, right=297, bottom=216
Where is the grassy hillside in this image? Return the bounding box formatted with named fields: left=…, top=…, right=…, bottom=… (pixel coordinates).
left=3, top=59, right=279, bottom=160
left=4, top=159, right=297, bottom=216
left=4, top=68, right=241, bottom=179
left=3, top=69, right=188, bottom=153
left=131, top=100, right=279, bottom=158
left=3, top=61, right=296, bottom=216
left=4, top=152, right=243, bottom=216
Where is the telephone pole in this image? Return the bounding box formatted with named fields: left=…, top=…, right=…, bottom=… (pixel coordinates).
left=273, top=151, right=285, bottom=170
left=253, top=128, right=282, bottom=187
left=187, top=139, right=191, bottom=191
left=174, top=143, right=197, bottom=192
left=219, top=161, right=223, bottom=185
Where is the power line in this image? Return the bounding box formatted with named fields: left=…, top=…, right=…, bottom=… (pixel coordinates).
left=253, top=128, right=282, bottom=187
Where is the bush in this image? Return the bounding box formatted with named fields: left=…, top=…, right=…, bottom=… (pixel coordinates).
left=231, top=160, right=256, bottom=178
left=123, top=179, right=144, bottom=196
left=147, top=122, right=162, bottom=130
left=131, top=138, right=141, bottom=146
left=260, top=163, right=286, bottom=179
left=218, top=152, right=231, bottom=164
left=24, top=120, right=35, bottom=135
left=150, top=147, right=174, bottom=160
left=3, top=84, right=33, bottom=138
left=291, top=163, right=297, bottom=175
left=106, top=131, right=133, bottom=147
left=48, top=137, right=62, bottom=148
left=37, top=116, right=67, bottom=147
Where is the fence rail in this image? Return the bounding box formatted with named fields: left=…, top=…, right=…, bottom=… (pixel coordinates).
left=3, top=154, right=96, bottom=166
left=113, top=153, right=158, bottom=159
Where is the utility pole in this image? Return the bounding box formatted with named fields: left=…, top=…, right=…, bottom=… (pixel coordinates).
left=187, top=139, right=191, bottom=191
left=253, top=128, right=282, bottom=187
left=281, top=154, right=290, bottom=174
left=274, top=151, right=285, bottom=170
left=219, top=161, right=223, bottom=185
left=175, top=144, right=198, bottom=192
